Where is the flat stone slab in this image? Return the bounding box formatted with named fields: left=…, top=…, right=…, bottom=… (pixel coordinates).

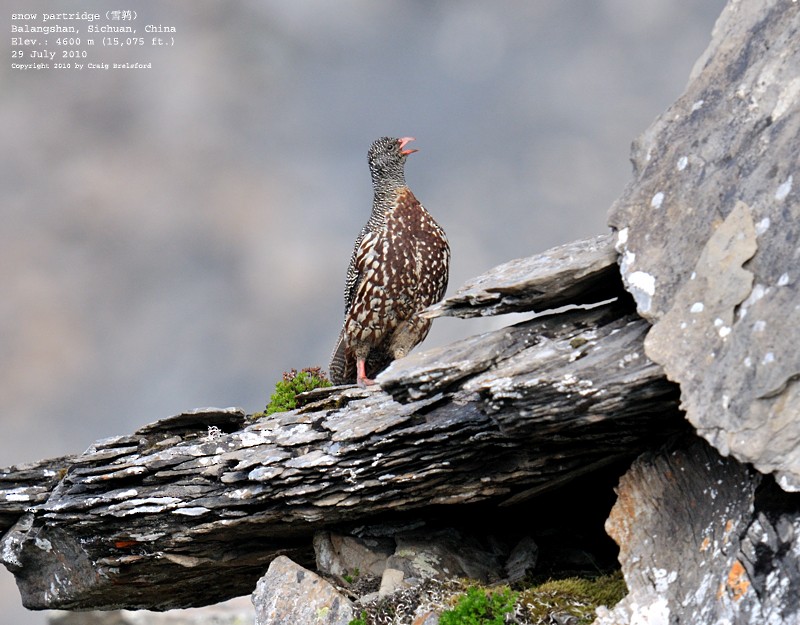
left=425, top=233, right=622, bottom=319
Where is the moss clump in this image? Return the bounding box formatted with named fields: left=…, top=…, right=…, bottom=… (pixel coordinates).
left=264, top=367, right=332, bottom=415
left=439, top=586, right=518, bottom=625
left=517, top=571, right=626, bottom=624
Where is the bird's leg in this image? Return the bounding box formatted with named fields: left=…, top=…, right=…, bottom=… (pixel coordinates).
left=356, top=358, right=376, bottom=388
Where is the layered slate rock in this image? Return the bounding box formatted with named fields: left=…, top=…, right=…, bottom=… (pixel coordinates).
left=609, top=0, right=800, bottom=490
left=0, top=236, right=684, bottom=611
left=0, top=456, right=74, bottom=533
left=424, top=233, right=622, bottom=319
left=596, top=438, right=800, bottom=625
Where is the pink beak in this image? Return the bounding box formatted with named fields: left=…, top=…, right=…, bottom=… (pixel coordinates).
left=398, top=137, right=418, bottom=156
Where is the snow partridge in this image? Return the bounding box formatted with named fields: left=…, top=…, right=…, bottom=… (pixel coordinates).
left=329, top=137, right=450, bottom=387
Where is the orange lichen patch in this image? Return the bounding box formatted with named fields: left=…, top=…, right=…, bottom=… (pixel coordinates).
left=605, top=479, right=637, bottom=556
left=724, top=519, right=734, bottom=534
left=700, top=536, right=711, bottom=552
left=114, top=540, right=138, bottom=549
left=726, top=560, right=750, bottom=601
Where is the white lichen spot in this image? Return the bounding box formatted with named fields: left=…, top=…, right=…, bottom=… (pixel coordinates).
left=620, top=249, right=636, bottom=274
left=632, top=596, right=671, bottom=625
left=652, top=567, right=678, bottom=593
left=690, top=271, right=697, bottom=280
left=744, top=357, right=753, bottom=368
left=718, top=326, right=731, bottom=338
left=713, top=318, right=724, bottom=328
left=691, top=99, right=705, bottom=111
left=627, top=271, right=654, bottom=295
left=626, top=271, right=655, bottom=313
left=206, top=425, right=223, bottom=440
left=778, top=273, right=790, bottom=286
left=651, top=191, right=665, bottom=209
left=690, top=302, right=705, bottom=313
left=722, top=394, right=730, bottom=410
left=616, top=227, right=629, bottom=251
left=618, top=351, right=641, bottom=369
left=743, top=283, right=767, bottom=309
left=775, top=175, right=793, bottom=201
left=677, top=156, right=689, bottom=171
left=756, top=217, right=771, bottom=235
left=35, top=538, right=53, bottom=552
left=773, top=78, right=800, bottom=120
left=763, top=352, right=775, bottom=365
left=753, top=320, right=767, bottom=332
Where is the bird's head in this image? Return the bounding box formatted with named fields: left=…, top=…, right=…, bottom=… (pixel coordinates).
left=368, top=136, right=417, bottom=190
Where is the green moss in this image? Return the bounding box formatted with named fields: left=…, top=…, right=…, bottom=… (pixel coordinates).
left=570, top=336, right=589, bottom=349
left=343, top=567, right=360, bottom=584
left=517, top=571, right=626, bottom=624
left=264, top=367, right=332, bottom=415
left=439, top=586, right=518, bottom=625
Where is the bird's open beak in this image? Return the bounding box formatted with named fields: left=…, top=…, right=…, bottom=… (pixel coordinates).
left=398, top=137, right=418, bottom=156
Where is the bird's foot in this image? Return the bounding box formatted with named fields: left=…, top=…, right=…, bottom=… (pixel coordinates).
left=355, top=359, right=377, bottom=389
left=357, top=375, right=377, bottom=389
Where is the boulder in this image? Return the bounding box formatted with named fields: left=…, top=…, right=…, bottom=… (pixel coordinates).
left=610, top=0, right=800, bottom=490
left=252, top=556, right=354, bottom=625
left=596, top=437, right=800, bottom=624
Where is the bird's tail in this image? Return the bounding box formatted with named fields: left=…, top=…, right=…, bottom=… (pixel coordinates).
left=328, top=327, right=348, bottom=385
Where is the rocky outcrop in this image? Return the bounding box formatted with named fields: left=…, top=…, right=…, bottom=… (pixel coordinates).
left=611, top=0, right=800, bottom=491
left=597, top=0, right=800, bottom=622
left=597, top=437, right=800, bottom=625
left=0, top=234, right=678, bottom=611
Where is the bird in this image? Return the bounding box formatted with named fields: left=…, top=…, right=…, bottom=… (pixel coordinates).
left=329, top=136, right=450, bottom=387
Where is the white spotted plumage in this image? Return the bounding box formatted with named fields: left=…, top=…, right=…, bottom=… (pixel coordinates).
left=329, top=137, right=449, bottom=386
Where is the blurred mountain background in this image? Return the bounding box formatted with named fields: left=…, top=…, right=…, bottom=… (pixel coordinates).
left=2, top=1, right=725, bottom=622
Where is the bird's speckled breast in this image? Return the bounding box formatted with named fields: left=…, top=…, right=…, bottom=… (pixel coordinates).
left=345, top=187, right=449, bottom=349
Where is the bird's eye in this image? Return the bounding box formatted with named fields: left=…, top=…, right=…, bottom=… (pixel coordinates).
left=386, top=142, right=395, bottom=152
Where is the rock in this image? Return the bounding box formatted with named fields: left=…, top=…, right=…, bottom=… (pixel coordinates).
left=424, top=233, right=623, bottom=319
left=504, top=536, right=539, bottom=583
left=378, top=568, right=406, bottom=597
left=252, top=555, right=354, bottom=625
left=0, top=296, right=683, bottom=610
left=0, top=456, right=73, bottom=533
left=314, top=531, right=394, bottom=580
left=609, top=0, right=800, bottom=490
left=387, top=528, right=504, bottom=583
left=596, top=437, right=800, bottom=624
left=412, top=612, right=439, bottom=625
left=316, top=526, right=540, bottom=597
